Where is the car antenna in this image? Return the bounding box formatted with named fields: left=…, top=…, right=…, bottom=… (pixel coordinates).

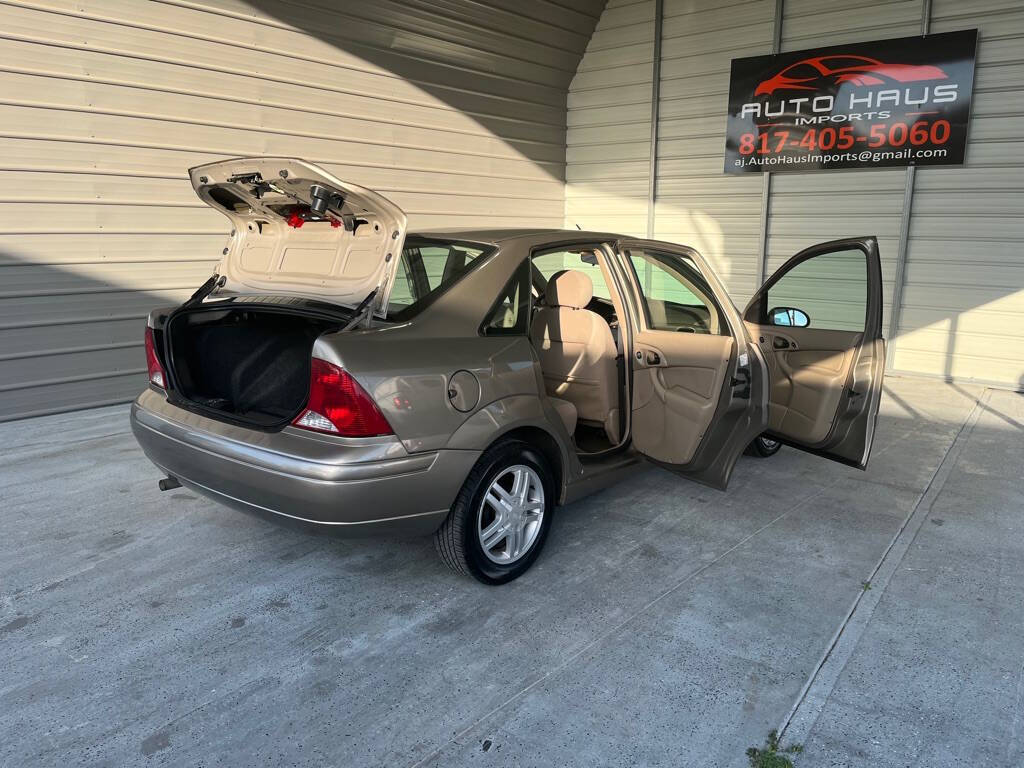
left=342, top=287, right=379, bottom=331
left=575, top=223, right=581, bottom=230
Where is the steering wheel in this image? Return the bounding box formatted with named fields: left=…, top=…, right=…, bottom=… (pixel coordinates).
left=673, top=307, right=709, bottom=332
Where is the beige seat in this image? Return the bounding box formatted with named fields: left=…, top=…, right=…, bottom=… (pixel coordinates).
left=530, top=270, right=619, bottom=444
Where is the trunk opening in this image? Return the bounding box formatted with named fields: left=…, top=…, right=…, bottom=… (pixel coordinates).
left=164, top=305, right=342, bottom=428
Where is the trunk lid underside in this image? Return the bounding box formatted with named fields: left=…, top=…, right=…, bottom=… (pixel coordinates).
left=190, top=157, right=408, bottom=318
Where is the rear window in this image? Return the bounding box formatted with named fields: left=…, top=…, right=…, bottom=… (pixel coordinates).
left=387, top=237, right=492, bottom=320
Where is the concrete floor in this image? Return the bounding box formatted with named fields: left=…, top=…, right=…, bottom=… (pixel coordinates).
left=1, top=376, right=1021, bottom=767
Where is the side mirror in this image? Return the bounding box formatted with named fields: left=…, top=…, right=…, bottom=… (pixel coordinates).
left=768, top=307, right=810, bottom=328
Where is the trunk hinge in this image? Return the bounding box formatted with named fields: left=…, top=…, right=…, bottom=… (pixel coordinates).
left=342, top=288, right=379, bottom=331
left=183, top=273, right=226, bottom=308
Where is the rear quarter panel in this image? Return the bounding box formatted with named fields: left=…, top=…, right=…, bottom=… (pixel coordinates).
left=317, top=331, right=543, bottom=453
left=314, top=242, right=565, bottom=455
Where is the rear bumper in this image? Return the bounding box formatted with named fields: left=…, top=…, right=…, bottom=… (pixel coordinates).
left=130, top=388, right=479, bottom=537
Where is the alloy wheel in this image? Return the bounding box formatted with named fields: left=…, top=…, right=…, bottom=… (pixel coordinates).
left=476, top=464, right=545, bottom=565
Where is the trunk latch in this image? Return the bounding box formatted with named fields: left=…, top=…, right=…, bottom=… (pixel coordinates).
left=226, top=171, right=263, bottom=185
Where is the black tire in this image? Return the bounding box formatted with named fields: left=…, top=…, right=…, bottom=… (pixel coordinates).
left=434, top=439, right=555, bottom=585
left=747, top=435, right=782, bottom=458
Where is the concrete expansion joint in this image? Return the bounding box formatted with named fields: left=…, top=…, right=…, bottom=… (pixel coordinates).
left=775, top=388, right=991, bottom=748
left=406, top=479, right=848, bottom=768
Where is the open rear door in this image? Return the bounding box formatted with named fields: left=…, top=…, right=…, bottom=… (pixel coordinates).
left=743, top=237, right=885, bottom=468
left=617, top=241, right=768, bottom=490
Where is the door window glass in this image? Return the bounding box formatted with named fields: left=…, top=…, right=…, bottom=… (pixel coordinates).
left=765, top=248, right=866, bottom=331
left=625, top=249, right=723, bottom=335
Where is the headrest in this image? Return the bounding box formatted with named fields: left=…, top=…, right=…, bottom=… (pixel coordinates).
left=545, top=269, right=593, bottom=309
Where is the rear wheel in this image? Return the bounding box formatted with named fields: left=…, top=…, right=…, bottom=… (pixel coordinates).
left=434, top=440, right=554, bottom=585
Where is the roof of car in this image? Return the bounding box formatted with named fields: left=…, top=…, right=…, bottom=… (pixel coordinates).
left=408, top=227, right=622, bottom=245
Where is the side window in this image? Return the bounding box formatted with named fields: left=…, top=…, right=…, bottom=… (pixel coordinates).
left=387, top=240, right=487, bottom=318
left=625, top=249, right=723, bottom=335
left=419, top=245, right=466, bottom=291
left=532, top=249, right=611, bottom=301
left=765, top=249, right=866, bottom=331
left=388, top=248, right=427, bottom=308
left=481, top=260, right=530, bottom=336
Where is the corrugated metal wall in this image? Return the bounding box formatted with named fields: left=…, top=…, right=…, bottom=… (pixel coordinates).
left=655, top=0, right=773, bottom=306
left=764, top=0, right=921, bottom=338
left=566, top=0, right=655, bottom=237
left=0, top=0, right=606, bottom=421
left=567, top=0, right=1024, bottom=389
left=891, top=0, right=1024, bottom=386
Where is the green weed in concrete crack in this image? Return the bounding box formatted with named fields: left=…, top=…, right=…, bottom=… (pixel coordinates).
left=861, top=581, right=872, bottom=591
left=746, top=729, right=803, bottom=768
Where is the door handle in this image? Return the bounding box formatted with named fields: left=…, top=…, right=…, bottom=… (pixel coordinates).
left=773, top=337, right=791, bottom=349
left=646, top=351, right=661, bottom=365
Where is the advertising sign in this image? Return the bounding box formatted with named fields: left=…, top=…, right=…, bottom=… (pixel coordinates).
left=724, top=30, right=978, bottom=174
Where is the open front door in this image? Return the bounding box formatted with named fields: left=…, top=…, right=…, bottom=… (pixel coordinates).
left=618, top=242, right=767, bottom=490
left=743, top=237, right=885, bottom=468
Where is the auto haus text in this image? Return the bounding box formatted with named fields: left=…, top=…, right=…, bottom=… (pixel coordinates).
left=739, top=84, right=960, bottom=124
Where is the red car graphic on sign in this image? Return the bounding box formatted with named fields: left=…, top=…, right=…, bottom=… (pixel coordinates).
left=755, top=55, right=948, bottom=95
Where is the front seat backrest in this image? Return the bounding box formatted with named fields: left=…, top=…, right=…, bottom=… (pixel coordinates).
left=530, top=270, right=619, bottom=443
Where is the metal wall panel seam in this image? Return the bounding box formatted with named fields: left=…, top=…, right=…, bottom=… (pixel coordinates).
left=0, top=369, right=148, bottom=393
left=755, top=0, right=785, bottom=288
left=885, top=0, right=931, bottom=367
left=0, top=165, right=561, bottom=191
left=0, top=341, right=141, bottom=362
left=0, top=30, right=570, bottom=124
left=0, top=64, right=569, bottom=142
left=646, top=0, right=663, bottom=238
left=0, top=187, right=566, bottom=204
left=0, top=104, right=565, bottom=164
left=0, top=134, right=564, bottom=183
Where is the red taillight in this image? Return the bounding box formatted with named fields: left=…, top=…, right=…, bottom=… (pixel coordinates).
left=292, top=358, right=393, bottom=437
left=144, top=326, right=166, bottom=389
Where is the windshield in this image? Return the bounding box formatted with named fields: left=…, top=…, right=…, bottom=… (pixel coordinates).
left=386, top=237, right=493, bottom=320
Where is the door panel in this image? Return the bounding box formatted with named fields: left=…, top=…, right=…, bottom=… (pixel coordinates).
left=744, top=237, right=885, bottom=468
left=750, top=325, right=862, bottom=444
left=632, top=333, right=734, bottom=465
left=618, top=242, right=767, bottom=489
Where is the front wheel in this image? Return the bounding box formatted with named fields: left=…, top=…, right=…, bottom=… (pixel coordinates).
left=747, top=435, right=782, bottom=458
left=434, top=440, right=554, bottom=585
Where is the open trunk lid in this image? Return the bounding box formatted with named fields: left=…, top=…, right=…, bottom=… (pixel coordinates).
left=190, top=157, right=407, bottom=317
